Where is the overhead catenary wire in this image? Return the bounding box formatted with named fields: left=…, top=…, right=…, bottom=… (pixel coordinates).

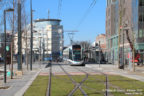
left=76, top=0, right=98, bottom=29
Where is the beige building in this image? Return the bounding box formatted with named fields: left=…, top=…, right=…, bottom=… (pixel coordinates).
left=96, top=34, right=106, bottom=53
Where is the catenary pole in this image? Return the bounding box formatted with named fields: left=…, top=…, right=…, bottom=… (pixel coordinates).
left=30, top=0, right=33, bottom=70
left=4, top=10, right=7, bottom=83
left=11, top=0, right=15, bottom=79
left=17, top=0, right=22, bottom=70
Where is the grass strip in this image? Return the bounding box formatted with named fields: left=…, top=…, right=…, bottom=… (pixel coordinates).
left=24, top=76, right=49, bottom=96
left=24, top=75, right=144, bottom=96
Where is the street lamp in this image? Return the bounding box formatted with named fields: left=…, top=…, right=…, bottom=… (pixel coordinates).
left=30, top=0, right=33, bottom=71
left=4, top=8, right=14, bottom=83
left=39, top=36, right=42, bottom=67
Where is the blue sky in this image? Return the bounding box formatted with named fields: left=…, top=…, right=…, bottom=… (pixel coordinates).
left=26, top=0, right=106, bottom=45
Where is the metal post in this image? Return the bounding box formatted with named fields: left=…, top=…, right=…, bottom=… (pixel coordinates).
left=132, top=33, right=135, bottom=72
left=30, top=0, right=33, bottom=70
left=123, top=30, right=124, bottom=69
left=118, top=2, right=123, bottom=69
left=43, top=29, right=45, bottom=61
left=17, top=0, right=22, bottom=70
left=39, top=37, right=42, bottom=66
left=11, top=0, right=15, bottom=79
left=46, top=30, right=49, bottom=61
left=99, top=41, right=101, bottom=67
left=25, top=19, right=28, bottom=70
left=43, top=39, right=45, bottom=61
left=4, top=10, right=7, bottom=83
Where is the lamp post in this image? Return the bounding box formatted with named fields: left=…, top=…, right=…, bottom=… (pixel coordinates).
left=123, top=30, right=125, bottom=69
left=4, top=8, right=14, bottom=83
left=30, top=0, right=33, bottom=70
left=11, top=0, right=15, bottom=79
left=39, top=36, right=42, bottom=67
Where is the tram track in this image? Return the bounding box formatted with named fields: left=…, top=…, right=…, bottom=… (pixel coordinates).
left=58, top=62, right=109, bottom=96
left=72, top=65, right=137, bottom=96
left=46, top=62, right=114, bottom=96
left=72, top=66, right=107, bottom=96
left=46, top=62, right=52, bottom=96
left=85, top=66, right=138, bottom=96
left=58, top=63, right=88, bottom=96
left=82, top=66, right=108, bottom=96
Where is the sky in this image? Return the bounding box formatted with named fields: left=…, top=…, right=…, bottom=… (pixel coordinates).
left=25, top=0, right=106, bottom=46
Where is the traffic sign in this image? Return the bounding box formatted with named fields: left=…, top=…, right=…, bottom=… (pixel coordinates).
left=6, top=46, right=9, bottom=51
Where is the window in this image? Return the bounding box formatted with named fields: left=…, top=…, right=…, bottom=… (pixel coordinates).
left=139, top=29, right=143, bottom=38
left=139, top=14, right=144, bottom=22
left=139, top=0, right=144, bottom=6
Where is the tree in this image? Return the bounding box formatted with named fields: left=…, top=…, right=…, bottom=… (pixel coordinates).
left=73, top=41, right=91, bottom=50
left=0, top=0, right=28, bottom=33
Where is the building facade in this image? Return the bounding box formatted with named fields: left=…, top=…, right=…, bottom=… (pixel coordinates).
left=95, top=34, right=107, bottom=62
left=106, top=0, right=144, bottom=69
left=14, top=19, right=63, bottom=61
left=34, top=19, right=63, bottom=60
left=96, top=34, right=107, bottom=53
left=106, top=0, right=118, bottom=64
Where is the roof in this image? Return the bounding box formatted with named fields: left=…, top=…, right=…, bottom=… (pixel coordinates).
left=35, top=19, right=61, bottom=22
left=97, top=34, right=106, bottom=36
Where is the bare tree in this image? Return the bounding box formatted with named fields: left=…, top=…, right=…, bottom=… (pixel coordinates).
left=0, top=0, right=28, bottom=33
left=73, top=41, right=91, bottom=50
left=0, top=0, right=29, bottom=77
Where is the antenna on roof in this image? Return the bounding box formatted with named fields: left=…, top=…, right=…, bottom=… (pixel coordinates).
left=48, top=10, right=50, bottom=19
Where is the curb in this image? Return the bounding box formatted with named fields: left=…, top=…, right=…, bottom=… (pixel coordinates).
left=85, top=65, right=103, bottom=70
left=86, top=64, right=144, bottom=82
left=113, top=72, right=144, bottom=82
left=14, top=69, right=42, bottom=96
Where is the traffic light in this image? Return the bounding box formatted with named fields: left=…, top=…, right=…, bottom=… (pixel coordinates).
left=6, top=46, right=9, bottom=51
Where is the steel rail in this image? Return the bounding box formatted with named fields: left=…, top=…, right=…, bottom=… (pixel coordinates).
left=46, top=62, right=52, bottom=96
left=74, top=66, right=108, bottom=96
left=58, top=63, right=88, bottom=96
left=85, top=67, right=108, bottom=96
left=68, top=66, right=90, bottom=96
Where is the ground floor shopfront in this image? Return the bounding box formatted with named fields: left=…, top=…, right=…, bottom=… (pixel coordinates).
left=106, top=43, right=144, bottom=70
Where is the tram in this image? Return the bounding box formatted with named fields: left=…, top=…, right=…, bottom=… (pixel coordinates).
left=63, top=44, right=85, bottom=66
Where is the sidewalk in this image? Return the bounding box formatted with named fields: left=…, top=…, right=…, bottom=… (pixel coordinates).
left=0, top=61, right=45, bottom=96
left=86, top=64, right=144, bottom=82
